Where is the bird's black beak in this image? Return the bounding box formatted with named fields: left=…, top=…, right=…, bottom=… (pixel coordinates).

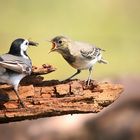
left=29, top=41, right=39, bottom=46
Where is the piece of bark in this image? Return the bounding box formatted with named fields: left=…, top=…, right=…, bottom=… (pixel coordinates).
left=21, top=64, right=56, bottom=85
left=0, top=81, right=123, bottom=123
left=0, top=79, right=123, bottom=123
left=32, top=64, right=56, bottom=75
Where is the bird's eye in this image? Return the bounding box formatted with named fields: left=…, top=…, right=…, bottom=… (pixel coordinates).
left=58, top=40, right=62, bottom=44
left=25, top=42, right=29, bottom=45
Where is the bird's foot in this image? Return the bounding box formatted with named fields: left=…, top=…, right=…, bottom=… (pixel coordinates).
left=18, top=99, right=27, bottom=109
left=85, top=79, right=91, bottom=87
left=83, top=79, right=98, bottom=90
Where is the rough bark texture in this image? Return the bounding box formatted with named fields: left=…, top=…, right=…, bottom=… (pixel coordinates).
left=0, top=64, right=123, bottom=123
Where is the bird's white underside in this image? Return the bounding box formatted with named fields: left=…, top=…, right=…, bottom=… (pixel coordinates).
left=0, top=71, right=26, bottom=90
left=71, top=53, right=102, bottom=70
left=9, top=74, right=26, bottom=90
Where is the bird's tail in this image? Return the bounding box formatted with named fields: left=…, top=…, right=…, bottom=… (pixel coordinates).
left=98, top=48, right=106, bottom=52
left=98, top=58, right=108, bottom=64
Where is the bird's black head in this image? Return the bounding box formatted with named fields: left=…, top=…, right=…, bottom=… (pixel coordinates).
left=8, top=38, right=24, bottom=56
left=8, top=38, right=38, bottom=58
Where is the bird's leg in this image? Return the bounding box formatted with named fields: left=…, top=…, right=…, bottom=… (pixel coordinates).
left=86, top=67, right=93, bottom=86
left=14, top=87, right=25, bottom=108
left=64, top=69, right=81, bottom=81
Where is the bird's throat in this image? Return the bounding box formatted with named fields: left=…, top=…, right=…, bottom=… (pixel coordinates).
left=59, top=48, right=75, bottom=64
left=20, top=50, right=29, bottom=59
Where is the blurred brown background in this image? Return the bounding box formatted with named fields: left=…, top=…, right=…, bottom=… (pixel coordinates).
left=0, top=0, right=140, bottom=140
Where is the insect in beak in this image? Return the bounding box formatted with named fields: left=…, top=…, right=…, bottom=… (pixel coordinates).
left=29, top=41, right=39, bottom=46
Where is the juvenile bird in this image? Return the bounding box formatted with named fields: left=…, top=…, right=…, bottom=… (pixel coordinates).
left=49, top=36, right=107, bottom=86
left=0, top=38, right=38, bottom=107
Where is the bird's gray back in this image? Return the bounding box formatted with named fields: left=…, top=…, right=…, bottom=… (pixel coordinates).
left=0, top=54, right=32, bottom=84
left=0, top=53, right=32, bottom=75
left=72, top=41, right=95, bottom=51
left=69, top=41, right=101, bottom=60
left=0, top=54, right=32, bottom=67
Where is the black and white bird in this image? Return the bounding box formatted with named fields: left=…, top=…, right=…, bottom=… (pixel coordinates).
left=49, top=36, right=107, bottom=86
left=0, top=38, right=38, bottom=107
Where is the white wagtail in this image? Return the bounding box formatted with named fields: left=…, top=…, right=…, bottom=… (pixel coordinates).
left=0, top=38, right=38, bottom=107
left=49, top=36, right=107, bottom=86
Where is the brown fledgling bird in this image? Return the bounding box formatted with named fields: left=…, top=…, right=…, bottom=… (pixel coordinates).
left=49, top=36, right=107, bottom=86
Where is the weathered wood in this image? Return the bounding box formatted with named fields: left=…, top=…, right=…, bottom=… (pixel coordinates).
left=31, top=64, right=56, bottom=75
left=0, top=64, right=123, bottom=123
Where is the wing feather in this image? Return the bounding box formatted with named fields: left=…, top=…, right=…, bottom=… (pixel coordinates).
left=0, top=54, right=32, bottom=74
left=80, top=47, right=101, bottom=60
left=0, top=61, right=31, bottom=74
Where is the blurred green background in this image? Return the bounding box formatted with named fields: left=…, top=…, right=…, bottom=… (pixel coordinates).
left=0, top=0, right=140, bottom=80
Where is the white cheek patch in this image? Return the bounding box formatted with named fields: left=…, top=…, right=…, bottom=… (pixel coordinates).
left=20, top=39, right=29, bottom=59
left=20, top=39, right=29, bottom=51
left=21, top=45, right=28, bottom=51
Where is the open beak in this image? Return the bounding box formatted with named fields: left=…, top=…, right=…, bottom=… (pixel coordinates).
left=29, top=41, right=39, bottom=46
left=48, top=41, right=57, bottom=54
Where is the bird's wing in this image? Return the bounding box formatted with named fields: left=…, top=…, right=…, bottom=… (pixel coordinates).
left=0, top=57, right=6, bottom=74
left=80, top=46, right=103, bottom=60
left=0, top=66, right=6, bottom=75
left=0, top=55, right=32, bottom=74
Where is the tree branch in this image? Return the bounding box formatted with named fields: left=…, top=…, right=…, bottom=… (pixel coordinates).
left=0, top=64, right=123, bottom=123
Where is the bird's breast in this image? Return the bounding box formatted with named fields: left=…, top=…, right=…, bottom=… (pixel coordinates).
left=9, top=73, right=26, bottom=86
left=70, top=57, right=99, bottom=70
